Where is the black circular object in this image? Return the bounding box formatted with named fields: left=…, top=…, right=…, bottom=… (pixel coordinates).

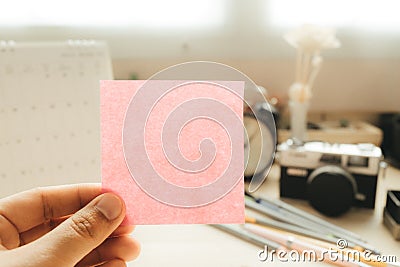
left=307, top=166, right=355, bottom=217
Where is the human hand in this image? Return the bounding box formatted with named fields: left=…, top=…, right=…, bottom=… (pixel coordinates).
left=0, top=184, right=140, bottom=267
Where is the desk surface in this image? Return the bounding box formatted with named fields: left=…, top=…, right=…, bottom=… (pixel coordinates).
left=129, top=165, right=400, bottom=267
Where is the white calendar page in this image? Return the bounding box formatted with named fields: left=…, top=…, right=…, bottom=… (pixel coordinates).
left=0, top=41, right=113, bottom=197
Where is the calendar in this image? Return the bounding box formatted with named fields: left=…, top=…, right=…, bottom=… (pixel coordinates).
left=0, top=40, right=113, bottom=196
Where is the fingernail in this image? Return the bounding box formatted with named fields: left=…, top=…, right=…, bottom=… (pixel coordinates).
left=96, top=193, right=123, bottom=220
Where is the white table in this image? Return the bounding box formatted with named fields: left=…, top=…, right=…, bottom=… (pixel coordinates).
left=129, top=165, right=400, bottom=266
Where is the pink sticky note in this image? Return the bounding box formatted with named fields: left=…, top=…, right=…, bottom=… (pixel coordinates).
left=101, top=80, right=244, bottom=225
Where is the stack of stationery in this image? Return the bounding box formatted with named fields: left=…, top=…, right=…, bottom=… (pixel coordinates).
left=213, top=193, right=400, bottom=267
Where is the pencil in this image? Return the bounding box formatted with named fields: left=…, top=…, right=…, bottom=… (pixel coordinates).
left=245, top=196, right=378, bottom=254
left=265, top=196, right=366, bottom=242
left=244, top=223, right=371, bottom=267
left=246, top=192, right=365, bottom=241
left=245, top=215, right=354, bottom=248
left=211, top=224, right=281, bottom=250
left=246, top=222, right=389, bottom=267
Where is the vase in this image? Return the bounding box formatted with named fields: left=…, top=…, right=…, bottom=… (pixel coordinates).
left=289, top=100, right=309, bottom=144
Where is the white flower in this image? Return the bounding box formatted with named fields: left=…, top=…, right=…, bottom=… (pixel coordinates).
left=284, top=24, right=341, bottom=54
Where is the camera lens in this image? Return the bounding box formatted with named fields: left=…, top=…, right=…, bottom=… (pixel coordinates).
left=307, top=166, right=355, bottom=217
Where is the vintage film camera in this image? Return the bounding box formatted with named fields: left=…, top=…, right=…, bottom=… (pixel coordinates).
left=278, top=140, right=383, bottom=217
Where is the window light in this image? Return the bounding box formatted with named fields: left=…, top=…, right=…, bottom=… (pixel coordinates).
left=0, top=0, right=227, bottom=28
left=269, top=0, right=400, bottom=31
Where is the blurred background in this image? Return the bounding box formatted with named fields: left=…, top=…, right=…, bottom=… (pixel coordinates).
left=1, top=2, right=400, bottom=263
left=1, top=0, right=399, bottom=114
left=1, top=0, right=400, bottom=194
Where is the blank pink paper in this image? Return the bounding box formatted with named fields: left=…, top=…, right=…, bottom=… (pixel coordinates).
left=101, top=80, right=244, bottom=225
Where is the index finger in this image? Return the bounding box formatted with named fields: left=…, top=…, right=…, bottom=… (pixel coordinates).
left=0, top=183, right=103, bottom=233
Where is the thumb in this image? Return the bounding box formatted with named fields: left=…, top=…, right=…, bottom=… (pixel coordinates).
left=27, top=193, right=125, bottom=266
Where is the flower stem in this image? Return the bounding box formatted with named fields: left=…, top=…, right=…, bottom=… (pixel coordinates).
left=307, top=55, right=323, bottom=92
left=296, top=49, right=302, bottom=82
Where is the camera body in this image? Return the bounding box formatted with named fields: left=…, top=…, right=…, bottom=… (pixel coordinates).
left=278, top=140, right=382, bottom=216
